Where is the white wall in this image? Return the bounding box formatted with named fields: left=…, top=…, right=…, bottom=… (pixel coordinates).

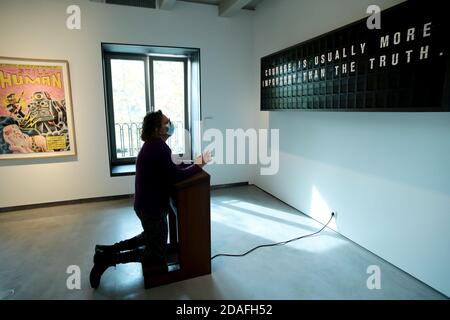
left=1, top=0, right=448, bottom=297
left=253, top=0, right=450, bottom=296
left=0, top=0, right=257, bottom=208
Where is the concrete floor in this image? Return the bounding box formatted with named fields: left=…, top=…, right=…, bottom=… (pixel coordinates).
left=0, top=185, right=446, bottom=300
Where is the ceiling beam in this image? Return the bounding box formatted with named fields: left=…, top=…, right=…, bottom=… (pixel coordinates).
left=158, top=0, right=177, bottom=10
left=219, top=0, right=253, bottom=17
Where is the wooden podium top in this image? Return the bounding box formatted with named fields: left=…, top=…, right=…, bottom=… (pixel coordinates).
left=173, top=169, right=210, bottom=189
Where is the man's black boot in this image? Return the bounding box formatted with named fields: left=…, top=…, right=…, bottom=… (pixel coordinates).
left=89, top=251, right=116, bottom=289
left=95, top=232, right=145, bottom=254
left=90, top=247, right=149, bottom=289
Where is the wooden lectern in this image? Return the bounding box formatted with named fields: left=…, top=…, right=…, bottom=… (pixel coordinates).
left=142, top=170, right=211, bottom=288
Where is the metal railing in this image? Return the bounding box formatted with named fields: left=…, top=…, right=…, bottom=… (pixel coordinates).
left=115, top=121, right=185, bottom=158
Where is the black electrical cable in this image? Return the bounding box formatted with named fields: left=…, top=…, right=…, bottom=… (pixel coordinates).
left=211, top=213, right=335, bottom=260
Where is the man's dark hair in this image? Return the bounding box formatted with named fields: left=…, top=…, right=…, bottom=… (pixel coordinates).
left=141, top=110, right=163, bottom=141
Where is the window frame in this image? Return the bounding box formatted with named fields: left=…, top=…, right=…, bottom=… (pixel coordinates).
left=151, top=56, right=190, bottom=155
left=103, top=54, right=190, bottom=166
left=104, top=52, right=150, bottom=166
left=102, top=43, right=201, bottom=176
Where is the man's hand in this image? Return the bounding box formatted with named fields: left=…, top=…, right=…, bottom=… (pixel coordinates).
left=195, top=150, right=212, bottom=168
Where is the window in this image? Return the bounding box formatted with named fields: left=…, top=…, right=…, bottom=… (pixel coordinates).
left=153, top=58, right=188, bottom=155
left=102, top=44, right=201, bottom=176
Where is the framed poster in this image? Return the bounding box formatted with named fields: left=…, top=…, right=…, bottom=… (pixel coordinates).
left=0, top=57, right=76, bottom=159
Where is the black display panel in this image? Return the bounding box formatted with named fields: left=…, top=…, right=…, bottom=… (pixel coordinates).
left=260, top=0, right=450, bottom=111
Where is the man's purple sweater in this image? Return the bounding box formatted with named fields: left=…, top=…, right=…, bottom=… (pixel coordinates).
left=134, top=137, right=202, bottom=214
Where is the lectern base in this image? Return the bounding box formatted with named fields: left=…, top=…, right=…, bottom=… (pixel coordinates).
left=142, top=171, right=212, bottom=289
left=142, top=251, right=211, bottom=289
left=142, top=251, right=180, bottom=289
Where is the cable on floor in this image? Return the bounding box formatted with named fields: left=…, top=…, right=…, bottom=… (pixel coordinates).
left=211, top=213, right=335, bottom=260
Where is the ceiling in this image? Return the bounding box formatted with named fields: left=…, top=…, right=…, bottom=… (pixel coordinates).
left=179, top=0, right=265, bottom=11
left=95, top=0, right=266, bottom=16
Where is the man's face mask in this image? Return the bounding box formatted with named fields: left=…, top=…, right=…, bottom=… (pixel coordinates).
left=165, top=121, right=175, bottom=137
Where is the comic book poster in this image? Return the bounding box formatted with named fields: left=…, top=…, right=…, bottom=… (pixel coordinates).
left=0, top=57, right=76, bottom=159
